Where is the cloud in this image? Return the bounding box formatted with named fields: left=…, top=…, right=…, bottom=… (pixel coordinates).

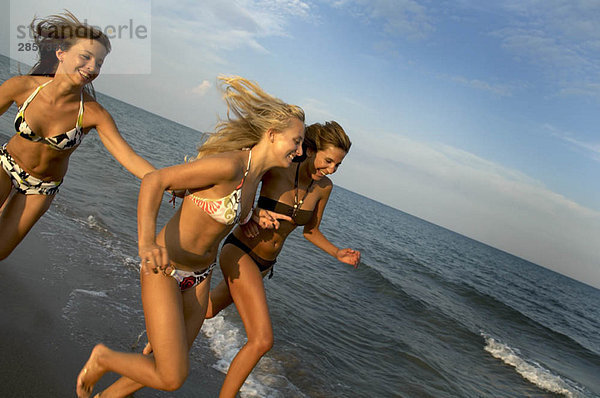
left=154, top=0, right=310, bottom=53
left=190, top=80, right=212, bottom=96
left=450, top=75, right=515, bottom=96
left=301, top=97, right=337, bottom=122
left=336, top=130, right=600, bottom=285
left=331, top=0, right=434, bottom=39
left=557, top=81, right=600, bottom=99
left=545, top=124, right=600, bottom=161
left=487, top=1, right=600, bottom=97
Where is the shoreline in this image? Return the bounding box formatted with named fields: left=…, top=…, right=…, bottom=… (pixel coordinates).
left=0, top=225, right=224, bottom=397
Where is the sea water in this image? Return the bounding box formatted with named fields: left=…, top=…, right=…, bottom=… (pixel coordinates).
left=1, top=55, right=599, bottom=397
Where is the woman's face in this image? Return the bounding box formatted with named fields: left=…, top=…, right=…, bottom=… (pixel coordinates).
left=56, top=38, right=108, bottom=85
left=272, top=118, right=305, bottom=167
left=308, top=145, right=347, bottom=180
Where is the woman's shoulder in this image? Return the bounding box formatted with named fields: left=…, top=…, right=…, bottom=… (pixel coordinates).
left=1, top=75, right=49, bottom=100
left=317, top=174, right=333, bottom=188
left=313, top=175, right=333, bottom=196
left=197, top=150, right=249, bottom=180
left=82, top=95, right=103, bottom=114
left=81, top=95, right=112, bottom=125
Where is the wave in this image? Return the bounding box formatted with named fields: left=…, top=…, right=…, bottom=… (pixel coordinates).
left=482, top=333, right=587, bottom=397
left=202, top=313, right=308, bottom=398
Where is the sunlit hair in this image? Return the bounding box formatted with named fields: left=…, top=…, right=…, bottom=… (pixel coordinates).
left=294, top=121, right=351, bottom=162
left=196, top=76, right=305, bottom=158
left=28, top=10, right=111, bottom=97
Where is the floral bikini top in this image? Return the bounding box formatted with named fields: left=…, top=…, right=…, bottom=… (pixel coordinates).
left=14, top=80, right=85, bottom=151
left=186, top=150, right=253, bottom=226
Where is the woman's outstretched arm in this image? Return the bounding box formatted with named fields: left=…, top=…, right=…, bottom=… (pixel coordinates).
left=91, top=101, right=155, bottom=179
left=302, top=184, right=361, bottom=267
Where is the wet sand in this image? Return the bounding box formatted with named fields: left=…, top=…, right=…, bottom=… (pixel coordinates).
left=0, top=228, right=225, bottom=397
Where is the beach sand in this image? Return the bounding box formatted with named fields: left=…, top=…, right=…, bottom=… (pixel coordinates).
left=0, top=227, right=225, bottom=397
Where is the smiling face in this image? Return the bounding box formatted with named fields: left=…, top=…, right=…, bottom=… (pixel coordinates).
left=308, top=145, right=348, bottom=180
left=271, top=117, right=305, bottom=167
left=56, top=39, right=108, bottom=85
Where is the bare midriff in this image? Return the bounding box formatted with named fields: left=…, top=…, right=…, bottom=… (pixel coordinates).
left=6, top=136, right=73, bottom=180
left=230, top=219, right=298, bottom=261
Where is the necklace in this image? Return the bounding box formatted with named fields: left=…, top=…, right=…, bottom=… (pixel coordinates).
left=293, top=162, right=314, bottom=218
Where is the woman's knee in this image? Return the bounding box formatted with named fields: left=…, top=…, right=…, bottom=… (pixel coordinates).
left=248, top=332, right=274, bottom=356
left=158, top=360, right=189, bottom=391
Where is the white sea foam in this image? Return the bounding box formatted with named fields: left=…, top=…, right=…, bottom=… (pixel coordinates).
left=202, top=314, right=306, bottom=398
left=84, top=214, right=110, bottom=233
left=72, top=288, right=108, bottom=298
left=62, top=289, right=108, bottom=319
left=482, top=333, right=582, bottom=397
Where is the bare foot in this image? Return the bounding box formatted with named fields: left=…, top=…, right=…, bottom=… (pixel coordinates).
left=76, top=344, right=108, bottom=398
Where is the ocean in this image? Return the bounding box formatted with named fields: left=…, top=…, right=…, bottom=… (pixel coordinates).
left=1, top=54, right=599, bottom=397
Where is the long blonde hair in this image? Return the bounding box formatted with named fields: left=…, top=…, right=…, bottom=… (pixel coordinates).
left=196, top=76, right=305, bottom=158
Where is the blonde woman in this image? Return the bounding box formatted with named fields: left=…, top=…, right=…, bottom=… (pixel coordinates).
left=0, top=12, right=154, bottom=259
left=76, top=76, right=305, bottom=398
left=98, top=121, right=360, bottom=398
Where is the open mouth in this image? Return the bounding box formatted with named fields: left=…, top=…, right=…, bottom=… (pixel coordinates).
left=78, top=70, right=93, bottom=81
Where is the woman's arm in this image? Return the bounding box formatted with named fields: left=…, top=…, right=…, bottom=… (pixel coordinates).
left=91, top=103, right=155, bottom=179
left=137, top=155, right=240, bottom=271
left=302, top=184, right=361, bottom=267
left=0, top=76, right=29, bottom=116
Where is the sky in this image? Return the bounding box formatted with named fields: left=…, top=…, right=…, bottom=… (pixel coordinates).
left=1, top=0, right=599, bottom=288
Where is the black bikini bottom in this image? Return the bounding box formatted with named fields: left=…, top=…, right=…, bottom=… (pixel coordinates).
left=223, top=233, right=275, bottom=279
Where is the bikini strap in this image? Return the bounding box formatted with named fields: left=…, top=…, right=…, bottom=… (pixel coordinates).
left=236, top=149, right=252, bottom=189
left=19, top=80, right=53, bottom=111
left=76, top=91, right=85, bottom=128
left=294, top=161, right=300, bottom=189
left=238, top=149, right=253, bottom=224
left=244, top=149, right=252, bottom=178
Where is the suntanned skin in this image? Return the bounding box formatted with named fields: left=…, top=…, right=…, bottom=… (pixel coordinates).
left=75, top=119, right=305, bottom=398
left=96, top=144, right=360, bottom=398
left=0, top=39, right=154, bottom=260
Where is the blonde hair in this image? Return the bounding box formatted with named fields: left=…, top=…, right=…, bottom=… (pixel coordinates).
left=196, top=76, right=305, bottom=158
left=305, top=121, right=351, bottom=153
left=28, top=10, right=111, bottom=97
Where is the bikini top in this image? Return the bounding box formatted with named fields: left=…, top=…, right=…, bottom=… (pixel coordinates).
left=14, top=80, right=85, bottom=151
left=256, top=196, right=314, bottom=226
left=186, top=150, right=253, bottom=226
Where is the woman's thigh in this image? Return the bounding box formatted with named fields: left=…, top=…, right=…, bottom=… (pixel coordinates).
left=0, top=192, right=54, bottom=258
left=140, top=269, right=189, bottom=371
left=220, top=245, right=272, bottom=339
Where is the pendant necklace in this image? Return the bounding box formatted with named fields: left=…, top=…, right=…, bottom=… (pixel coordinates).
left=293, top=162, right=314, bottom=218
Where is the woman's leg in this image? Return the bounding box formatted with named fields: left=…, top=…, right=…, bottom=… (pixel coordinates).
left=0, top=169, right=13, bottom=213
left=76, top=268, right=192, bottom=397
left=0, top=191, right=54, bottom=260
left=206, top=278, right=234, bottom=319
left=207, top=254, right=273, bottom=319
left=90, top=273, right=212, bottom=398
left=219, top=244, right=273, bottom=398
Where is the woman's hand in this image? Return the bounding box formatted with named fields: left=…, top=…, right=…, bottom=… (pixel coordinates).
left=240, top=219, right=261, bottom=238
left=336, top=248, right=361, bottom=268
left=252, top=208, right=293, bottom=230
left=139, top=243, right=170, bottom=275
